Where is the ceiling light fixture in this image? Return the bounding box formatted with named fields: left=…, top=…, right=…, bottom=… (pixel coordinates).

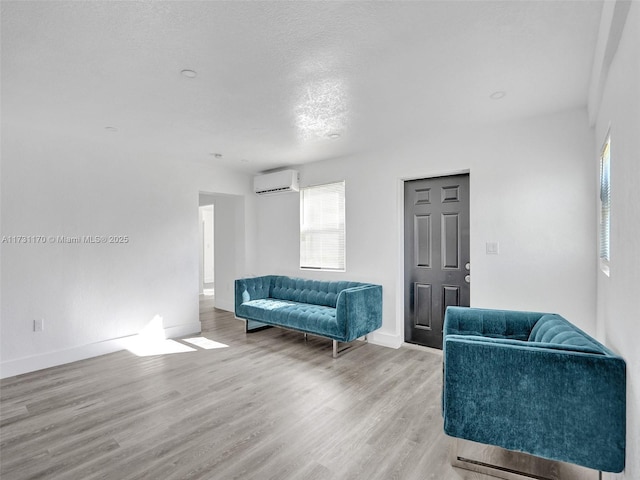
left=210, top=153, right=223, bottom=159
left=490, top=91, right=506, bottom=100
left=104, top=126, right=118, bottom=132
left=328, top=133, right=341, bottom=139
left=181, top=69, right=197, bottom=78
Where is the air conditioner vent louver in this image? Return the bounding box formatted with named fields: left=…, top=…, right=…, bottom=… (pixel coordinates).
left=254, top=169, right=299, bottom=195
left=257, top=186, right=293, bottom=194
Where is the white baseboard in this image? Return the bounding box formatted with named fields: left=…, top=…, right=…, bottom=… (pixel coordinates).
left=369, top=330, right=403, bottom=349
left=0, top=321, right=201, bottom=379
left=214, top=299, right=234, bottom=313
left=163, top=322, right=202, bottom=339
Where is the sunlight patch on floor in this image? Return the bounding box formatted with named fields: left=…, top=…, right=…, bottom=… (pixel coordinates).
left=122, top=337, right=197, bottom=357
left=121, top=315, right=229, bottom=356
left=121, top=315, right=193, bottom=357
left=182, top=337, right=229, bottom=349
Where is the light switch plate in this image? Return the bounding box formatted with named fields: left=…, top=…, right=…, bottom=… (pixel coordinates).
left=486, top=241, right=500, bottom=255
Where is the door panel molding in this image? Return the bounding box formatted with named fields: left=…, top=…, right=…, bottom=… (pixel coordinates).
left=414, top=283, right=433, bottom=330
left=441, top=213, right=460, bottom=270
left=415, top=188, right=432, bottom=205
left=443, top=285, right=461, bottom=319
left=414, top=215, right=432, bottom=268
left=441, top=185, right=460, bottom=203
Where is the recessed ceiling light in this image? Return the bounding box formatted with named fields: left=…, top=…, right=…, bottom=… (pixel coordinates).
left=104, top=126, right=118, bottom=132
left=181, top=69, right=197, bottom=78
left=209, top=152, right=223, bottom=159
left=490, top=91, right=506, bottom=100
left=328, top=133, right=341, bottom=139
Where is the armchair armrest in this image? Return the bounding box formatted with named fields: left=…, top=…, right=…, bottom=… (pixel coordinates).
left=336, top=284, right=382, bottom=342
left=443, top=334, right=626, bottom=473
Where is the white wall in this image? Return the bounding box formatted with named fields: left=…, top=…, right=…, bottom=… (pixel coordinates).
left=257, top=107, right=596, bottom=348
left=0, top=129, right=257, bottom=378
left=594, top=3, right=640, bottom=479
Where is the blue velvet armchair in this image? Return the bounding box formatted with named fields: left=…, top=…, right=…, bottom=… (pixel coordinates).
left=442, top=306, right=626, bottom=474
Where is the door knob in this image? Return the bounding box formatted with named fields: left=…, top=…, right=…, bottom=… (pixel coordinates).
left=464, top=275, right=470, bottom=283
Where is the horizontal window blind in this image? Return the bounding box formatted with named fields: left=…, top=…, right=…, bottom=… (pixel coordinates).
left=300, top=181, right=345, bottom=271
left=600, top=134, right=611, bottom=265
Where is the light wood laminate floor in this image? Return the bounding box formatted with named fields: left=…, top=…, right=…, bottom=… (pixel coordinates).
left=0, top=297, right=580, bottom=480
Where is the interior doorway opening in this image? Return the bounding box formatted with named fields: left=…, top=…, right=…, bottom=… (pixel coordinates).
left=198, top=192, right=245, bottom=315
left=199, top=204, right=215, bottom=296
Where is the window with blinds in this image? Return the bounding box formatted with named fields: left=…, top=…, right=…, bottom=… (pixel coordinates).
left=300, top=181, right=345, bottom=271
left=599, top=133, right=611, bottom=275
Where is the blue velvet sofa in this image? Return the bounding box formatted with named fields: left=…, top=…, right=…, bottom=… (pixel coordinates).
left=442, top=306, right=626, bottom=474
left=234, top=275, right=382, bottom=357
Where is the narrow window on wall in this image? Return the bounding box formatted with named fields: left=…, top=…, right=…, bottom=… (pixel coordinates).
left=599, top=132, right=611, bottom=275
left=300, top=181, right=346, bottom=271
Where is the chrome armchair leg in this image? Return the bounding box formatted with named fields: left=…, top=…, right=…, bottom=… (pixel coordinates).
left=450, top=438, right=602, bottom=480
left=332, top=336, right=368, bottom=358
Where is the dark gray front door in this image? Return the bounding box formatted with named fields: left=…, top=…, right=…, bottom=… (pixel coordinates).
left=404, top=174, right=470, bottom=349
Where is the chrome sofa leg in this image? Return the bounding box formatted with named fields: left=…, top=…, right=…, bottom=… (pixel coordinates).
left=332, top=336, right=368, bottom=358
left=244, top=319, right=272, bottom=333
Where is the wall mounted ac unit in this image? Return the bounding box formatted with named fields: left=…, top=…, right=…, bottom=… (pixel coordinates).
left=253, top=169, right=299, bottom=195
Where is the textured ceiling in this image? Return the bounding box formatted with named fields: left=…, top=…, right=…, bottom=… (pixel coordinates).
left=1, top=1, right=603, bottom=173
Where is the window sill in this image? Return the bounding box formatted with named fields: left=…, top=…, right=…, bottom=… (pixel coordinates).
left=300, top=267, right=346, bottom=273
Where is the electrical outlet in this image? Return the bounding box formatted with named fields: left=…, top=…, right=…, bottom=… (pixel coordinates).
left=33, top=319, right=44, bottom=332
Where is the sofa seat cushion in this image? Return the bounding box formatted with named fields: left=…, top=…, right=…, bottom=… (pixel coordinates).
left=238, top=298, right=340, bottom=337
left=528, top=314, right=604, bottom=352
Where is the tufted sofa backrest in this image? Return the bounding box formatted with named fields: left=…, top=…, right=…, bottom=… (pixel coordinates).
left=528, top=314, right=604, bottom=353
left=444, top=307, right=541, bottom=340
left=239, top=276, right=273, bottom=304
left=270, top=276, right=366, bottom=308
